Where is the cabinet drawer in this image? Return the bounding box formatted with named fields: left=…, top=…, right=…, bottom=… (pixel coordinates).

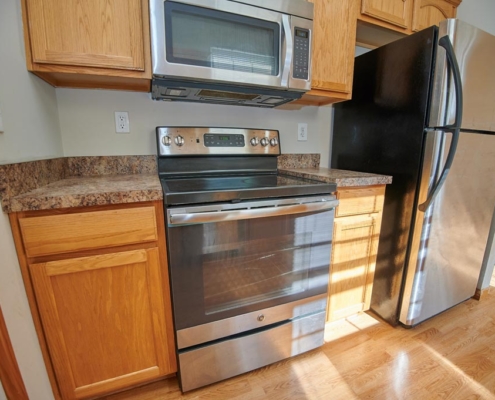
left=19, top=207, right=158, bottom=257
left=336, top=186, right=385, bottom=217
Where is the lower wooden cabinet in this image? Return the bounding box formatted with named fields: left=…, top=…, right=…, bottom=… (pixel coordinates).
left=10, top=202, right=176, bottom=400
left=327, top=186, right=385, bottom=322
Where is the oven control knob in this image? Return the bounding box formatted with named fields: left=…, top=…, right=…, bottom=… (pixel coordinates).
left=270, top=138, right=279, bottom=147
left=175, top=135, right=185, bottom=147
left=250, top=137, right=259, bottom=146
left=161, top=136, right=172, bottom=146
left=260, top=137, right=269, bottom=147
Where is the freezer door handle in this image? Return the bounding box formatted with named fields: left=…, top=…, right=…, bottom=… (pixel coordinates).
left=419, top=36, right=463, bottom=212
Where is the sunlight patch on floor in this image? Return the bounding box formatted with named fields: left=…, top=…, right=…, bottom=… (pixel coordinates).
left=290, top=352, right=359, bottom=399
left=424, top=344, right=495, bottom=399
left=324, top=312, right=380, bottom=343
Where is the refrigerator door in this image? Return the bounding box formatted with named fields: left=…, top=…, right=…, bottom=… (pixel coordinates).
left=332, top=27, right=437, bottom=324
left=429, top=19, right=495, bottom=133
left=400, top=131, right=495, bottom=326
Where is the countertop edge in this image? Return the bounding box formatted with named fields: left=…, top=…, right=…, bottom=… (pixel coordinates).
left=279, top=168, right=393, bottom=187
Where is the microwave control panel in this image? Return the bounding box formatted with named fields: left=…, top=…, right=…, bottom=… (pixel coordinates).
left=293, top=28, right=310, bottom=80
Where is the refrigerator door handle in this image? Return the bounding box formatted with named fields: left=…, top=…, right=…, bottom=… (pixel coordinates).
left=418, top=35, right=463, bottom=212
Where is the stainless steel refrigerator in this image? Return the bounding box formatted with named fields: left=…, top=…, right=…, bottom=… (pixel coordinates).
left=332, top=19, right=495, bottom=327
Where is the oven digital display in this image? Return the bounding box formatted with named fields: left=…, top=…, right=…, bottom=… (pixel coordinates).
left=204, top=133, right=245, bottom=147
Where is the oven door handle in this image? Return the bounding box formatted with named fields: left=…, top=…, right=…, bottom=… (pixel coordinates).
left=169, top=200, right=339, bottom=226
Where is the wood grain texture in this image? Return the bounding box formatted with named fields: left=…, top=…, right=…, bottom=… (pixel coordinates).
left=100, top=287, right=495, bottom=399
left=21, top=0, right=152, bottom=90
left=32, top=72, right=151, bottom=92
left=307, top=0, right=358, bottom=94
left=336, top=185, right=386, bottom=217
left=361, top=0, right=414, bottom=29
left=9, top=202, right=175, bottom=399
left=412, top=0, right=457, bottom=32
left=30, top=247, right=174, bottom=399
left=327, top=186, right=385, bottom=323
left=327, top=214, right=380, bottom=321
left=8, top=213, right=63, bottom=400
left=19, top=207, right=157, bottom=257
left=27, top=0, right=144, bottom=70
left=0, top=307, right=29, bottom=400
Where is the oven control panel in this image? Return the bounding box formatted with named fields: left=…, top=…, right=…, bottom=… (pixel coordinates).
left=157, top=127, right=280, bottom=156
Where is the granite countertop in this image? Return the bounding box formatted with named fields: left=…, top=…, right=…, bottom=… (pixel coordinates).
left=279, top=167, right=392, bottom=187
left=8, top=174, right=162, bottom=212
left=1, top=154, right=391, bottom=213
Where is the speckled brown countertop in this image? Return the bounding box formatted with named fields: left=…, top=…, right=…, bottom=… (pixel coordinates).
left=1, top=154, right=391, bottom=213
left=0, top=156, right=160, bottom=213
left=8, top=174, right=162, bottom=212
left=279, top=167, right=392, bottom=187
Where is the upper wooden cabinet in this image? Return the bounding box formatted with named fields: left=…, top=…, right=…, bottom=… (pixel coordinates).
left=21, top=0, right=151, bottom=91
left=358, top=0, right=461, bottom=33
left=361, top=0, right=413, bottom=29
left=293, top=0, right=460, bottom=107
left=291, top=0, right=358, bottom=107
left=412, top=0, right=459, bottom=32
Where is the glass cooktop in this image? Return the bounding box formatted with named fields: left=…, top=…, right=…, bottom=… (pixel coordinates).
left=161, top=174, right=336, bottom=205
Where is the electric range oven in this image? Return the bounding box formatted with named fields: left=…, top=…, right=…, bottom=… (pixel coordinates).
left=157, top=127, right=338, bottom=391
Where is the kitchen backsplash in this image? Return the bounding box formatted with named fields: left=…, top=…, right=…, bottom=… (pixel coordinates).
left=277, top=154, right=320, bottom=169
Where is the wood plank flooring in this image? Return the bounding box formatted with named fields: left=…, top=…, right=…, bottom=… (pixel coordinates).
left=103, top=288, right=495, bottom=400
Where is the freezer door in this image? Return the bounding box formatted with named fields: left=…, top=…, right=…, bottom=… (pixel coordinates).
left=400, top=131, right=495, bottom=326
left=429, top=19, right=495, bottom=133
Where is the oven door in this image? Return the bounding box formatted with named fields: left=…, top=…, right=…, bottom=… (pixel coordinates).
left=151, top=0, right=295, bottom=90
left=166, top=196, right=337, bottom=332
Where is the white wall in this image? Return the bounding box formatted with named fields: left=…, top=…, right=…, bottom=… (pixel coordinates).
left=457, top=0, right=495, bottom=35
left=57, top=90, right=333, bottom=167
left=0, top=1, right=62, bottom=399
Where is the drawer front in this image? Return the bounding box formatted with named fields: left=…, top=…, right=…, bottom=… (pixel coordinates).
left=336, top=186, right=385, bottom=217
left=20, top=207, right=158, bottom=257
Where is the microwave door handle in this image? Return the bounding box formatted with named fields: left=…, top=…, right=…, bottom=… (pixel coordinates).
left=418, top=35, right=463, bottom=212
left=281, top=14, right=293, bottom=88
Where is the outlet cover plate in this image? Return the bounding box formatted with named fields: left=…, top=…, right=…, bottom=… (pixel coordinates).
left=298, top=123, right=308, bottom=141
left=115, top=111, right=130, bottom=133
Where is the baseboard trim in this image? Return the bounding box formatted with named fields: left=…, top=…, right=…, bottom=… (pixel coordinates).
left=473, top=287, right=490, bottom=301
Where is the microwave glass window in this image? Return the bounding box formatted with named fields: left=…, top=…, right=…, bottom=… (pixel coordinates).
left=165, top=3, right=280, bottom=76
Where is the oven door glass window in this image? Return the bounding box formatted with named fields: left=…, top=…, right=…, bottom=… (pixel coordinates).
left=164, top=2, right=280, bottom=76
left=167, top=209, right=333, bottom=330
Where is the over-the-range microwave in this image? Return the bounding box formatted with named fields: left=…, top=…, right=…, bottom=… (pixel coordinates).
left=150, top=0, right=314, bottom=107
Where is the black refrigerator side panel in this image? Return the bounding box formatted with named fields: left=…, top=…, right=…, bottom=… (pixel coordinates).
left=331, top=27, right=437, bottom=324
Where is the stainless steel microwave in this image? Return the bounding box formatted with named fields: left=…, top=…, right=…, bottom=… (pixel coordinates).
left=149, top=0, right=314, bottom=107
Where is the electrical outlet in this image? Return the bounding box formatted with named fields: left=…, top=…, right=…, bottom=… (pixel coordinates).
left=298, top=123, right=308, bottom=141
left=114, top=111, right=130, bottom=133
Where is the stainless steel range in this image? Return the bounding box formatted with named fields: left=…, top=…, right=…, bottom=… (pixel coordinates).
left=157, top=127, right=338, bottom=391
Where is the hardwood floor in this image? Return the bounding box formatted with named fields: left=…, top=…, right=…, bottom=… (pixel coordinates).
left=103, top=288, right=495, bottom=400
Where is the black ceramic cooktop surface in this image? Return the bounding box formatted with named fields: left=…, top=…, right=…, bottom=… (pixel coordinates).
left=161, top=174, right=336, bottom=205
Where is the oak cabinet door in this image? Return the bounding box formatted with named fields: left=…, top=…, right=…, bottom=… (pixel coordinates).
left=307, top=0, right=357, bottom=94
left=26, top=0, right=146, bottom=71
left=412, top=0, right=457, bottom=32
left=361, top=0, right=413, bottom=29
left=327, top=214, right=380, bottom=322
left=30, top=248, right=174, bottom=400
